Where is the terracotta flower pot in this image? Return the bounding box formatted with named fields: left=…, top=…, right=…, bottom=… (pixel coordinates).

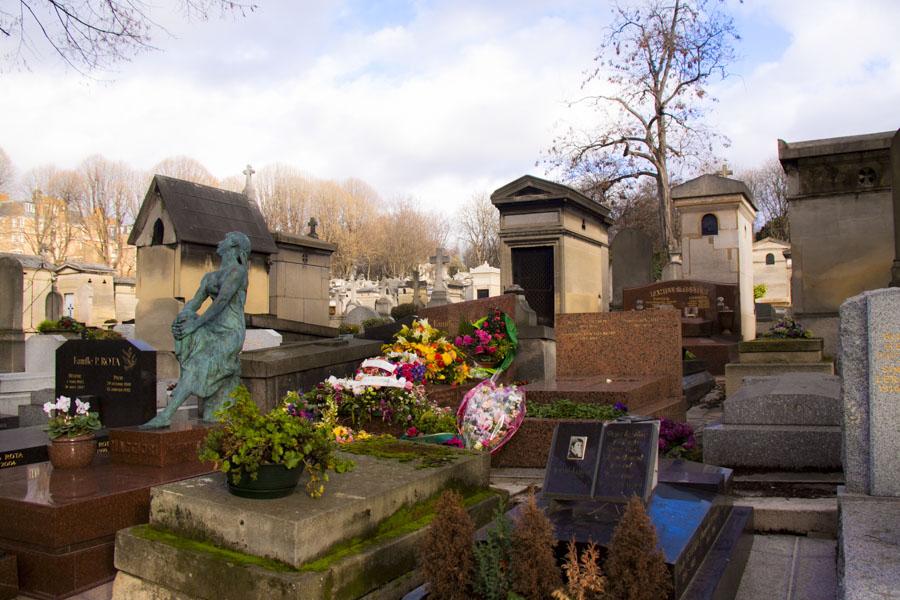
left=47, top=434, right=97, bottom=469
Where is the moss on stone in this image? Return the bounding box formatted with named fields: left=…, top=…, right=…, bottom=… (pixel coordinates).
left=740, top=338, right=823, bottom=353
left=132, top=524, right=297, bottom=573
left=300, top=486, right=497, bottom=573
left=339, top=436, right=472, bottom=469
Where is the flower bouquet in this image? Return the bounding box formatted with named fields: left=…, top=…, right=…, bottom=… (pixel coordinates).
left=457, top=377, right=526, bottom=453
left=455, top=309, right=518, bottom=376
left=301, top=375, right=431, bottom=430
left=382, top=319, right=469, bottom=385
left=658, top=418, right=701, bottom=461
left=763, top=316, right=813, bottom=339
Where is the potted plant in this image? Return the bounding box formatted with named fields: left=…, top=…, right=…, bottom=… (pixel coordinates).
left=43, top=396, right=102, bottom=469
left=199, top=387, right=353, bottom=499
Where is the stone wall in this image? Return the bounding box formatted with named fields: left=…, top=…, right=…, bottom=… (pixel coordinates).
left=415, top=293, right=519, bottom=333
left=555, top=310, right=681, bottom=397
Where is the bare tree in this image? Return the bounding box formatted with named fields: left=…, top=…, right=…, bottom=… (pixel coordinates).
left=20, top=165, right=79, bottom=264
left=152, top=156, right=218, bottom=186
left=547, top=0, right=738, bottom=256
left=76, top=155, right=141, bottom=270
left=0, top=146, right=14, bottom=194
left=738, top=158, right=789, bottom=241
left=373, top=198, right=444, bottom=280
left=0, top=1, right=255, bottom=73
left=457, top=192, right=499, bottom=268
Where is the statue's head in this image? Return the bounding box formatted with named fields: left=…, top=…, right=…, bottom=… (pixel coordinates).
left=218, top=231, right=252, bottom=264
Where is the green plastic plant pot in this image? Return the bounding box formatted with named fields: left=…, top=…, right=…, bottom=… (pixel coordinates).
left=226, top=464, right=303, bottom=499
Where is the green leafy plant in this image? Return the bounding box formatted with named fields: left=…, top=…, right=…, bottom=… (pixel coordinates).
left=362, top=317, right=392, bottom=329
left=473, top=501, right=514, bottom=600
left=338, top=323, right=360, bottom=335
left=753, top=283, right=768, bottom=300
left=82, top=327, right=123, bottom=340
left=528, top=400, right=627, bottom=421
left=43, top=396, right=101, bottom=440
left=199, top=387, right=353, bottom=498
left=391, top=302, right=417, bottom=320
left=37, top=316, right=85, bottom=333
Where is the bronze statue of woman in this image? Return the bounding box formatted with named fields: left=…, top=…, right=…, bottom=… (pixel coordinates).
left=141, top=231, right=251, bottom=428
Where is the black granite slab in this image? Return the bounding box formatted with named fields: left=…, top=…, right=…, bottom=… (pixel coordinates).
left=593, top=420, right=659, bottom=503
left=55, top=339, right=156, bottom=428
left=542, top=422, right=604, bottom=500
left=659, top=458, right=733, bottom=494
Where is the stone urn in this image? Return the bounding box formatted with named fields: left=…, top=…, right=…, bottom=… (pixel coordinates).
left=47, top=434, right=98, bottom=469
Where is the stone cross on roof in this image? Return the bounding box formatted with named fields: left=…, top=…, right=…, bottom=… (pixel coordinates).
left=718, top=163, right=733, bottom=178
left=307, top=217, right=319, bottom=239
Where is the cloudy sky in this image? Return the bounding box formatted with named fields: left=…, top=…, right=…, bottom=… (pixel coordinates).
left=1, top=0, right=898, bottom=212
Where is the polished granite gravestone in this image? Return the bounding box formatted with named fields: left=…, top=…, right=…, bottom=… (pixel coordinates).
left=529, top=421, right=750, bottom=599
left=0, top=456, right=212, bottom=599
left=108, top=420, right=213, bottom=467
left=0, top=552, right=16, bottom=600
left=55, top=339, right=156, bottom=427
left=542, top=422, right=604, bottom=500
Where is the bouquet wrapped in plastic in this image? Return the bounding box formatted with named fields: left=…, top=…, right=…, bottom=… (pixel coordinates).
left=457, top=376, right=526, bottom=454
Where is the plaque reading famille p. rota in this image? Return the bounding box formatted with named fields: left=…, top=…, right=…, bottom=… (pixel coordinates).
left=55, top=339, right=156, bottom=428
left=593, top=420, right=659, bottom=503
left=542, top=422, right=605, bottom=500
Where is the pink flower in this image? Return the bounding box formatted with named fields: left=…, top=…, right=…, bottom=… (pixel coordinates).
left=406, top=427, right=419, bottom=437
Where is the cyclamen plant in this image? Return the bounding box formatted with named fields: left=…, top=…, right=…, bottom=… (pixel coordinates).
left=42, top=396, right=101, bottom=440
left=658, top=418, right=699, bottom=460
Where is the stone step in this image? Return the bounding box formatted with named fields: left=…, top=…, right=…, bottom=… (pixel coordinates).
left=113, top=480, right=501, bottom=600
left=0, top=373, right=54, bottom=395
left=0, top=393, right=31, bottom=415
left=725, top=361, right=834, bottom=396
left=724, top=497, right=838, bottom=536
left=149, top=450, right=491, bottom=569
left=738, top=349, right=823, bottom=364
left=735, top=535, right=836, bottom=600
left=703, top=423, right=841, bottom=469
left=723, top=373, right=841, bottom=425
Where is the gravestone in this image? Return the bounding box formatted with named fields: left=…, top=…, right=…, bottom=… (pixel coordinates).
left=611, top=228, right=653, bottom=308
left=55, top=339, right=157, bottom=428
left=593, top=420, right=660, bottom=503
left=542, top=422, right=605, bottom=500
left=543, top=420, right=659, bottom=502
left=344, top=305, right=378, bottom=326
left=841, top=287, right=900, bottom=496
left=45, top=284, right=63, bottom=322
left=0, top=257, right=24, bottom=373
left=426, top=247, right=450, bottom=307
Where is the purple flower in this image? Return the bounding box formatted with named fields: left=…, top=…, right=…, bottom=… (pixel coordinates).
left=613, top=402, right=628, bottom=413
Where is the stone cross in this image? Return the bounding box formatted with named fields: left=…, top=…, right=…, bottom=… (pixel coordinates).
left=718, top=163, right=733, bottom=178
left=307, top=217, right=319, bottom=239
left=429, top=247, right=448, bottom=291
left=242, top=164, right=258, bottom=204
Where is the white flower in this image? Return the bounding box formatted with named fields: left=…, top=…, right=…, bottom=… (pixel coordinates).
left=75, top=399, right=90, bottom=415
left=42, top=401, right=55, bottom=416
left=55, top=396, right=71, bottom=413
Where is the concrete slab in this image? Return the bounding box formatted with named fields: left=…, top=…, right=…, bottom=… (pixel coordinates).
left=150, top=449, right=490, bottom=568
left=725, top=497, right=838, bottom=536
left=725, top=362, right=834, bottom=396
left=0, top=374, right=54, bottom=394
left=838, top=492, right=900, bottom=599
left=723, top=373, right=841, bottom=426
left=735, top=535, right=837, bottom=600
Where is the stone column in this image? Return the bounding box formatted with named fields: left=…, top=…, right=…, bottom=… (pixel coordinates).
left=890, top=129, right=900, bottom=287
left=0, top=257, right=25, bottom=372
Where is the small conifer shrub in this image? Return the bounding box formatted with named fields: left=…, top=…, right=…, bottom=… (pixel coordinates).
left=603, top=496, right=671, bottom=600
left=510, top=493, right=562, bottom=600
left=420, top=490, right=475, bottom=600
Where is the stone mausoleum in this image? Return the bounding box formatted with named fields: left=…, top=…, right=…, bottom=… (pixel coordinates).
left=491, top=175, right=613, bottom=326
left=778, top=130, right=898, bottom=355
left=672, top=173, right=757, bottom=341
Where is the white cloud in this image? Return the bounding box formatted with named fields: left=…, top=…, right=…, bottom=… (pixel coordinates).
left=0, top=0, right=897, bottom=218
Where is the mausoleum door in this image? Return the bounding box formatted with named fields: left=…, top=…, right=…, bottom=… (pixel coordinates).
left=512, top=246, right=554, bottom=326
